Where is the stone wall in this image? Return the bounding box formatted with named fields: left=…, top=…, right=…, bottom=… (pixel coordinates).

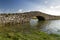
left=0, top=14, right=30, bottom=24
left=0, top=11, right=60, bottom=24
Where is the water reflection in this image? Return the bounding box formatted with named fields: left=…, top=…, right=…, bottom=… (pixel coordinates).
left=30, top=19, right=46, bottom=30
left=41, top=20, right=60, bottom=34
left=30, top=19, right=60, bottom=34
left=30, top=19, right=38, bottom=27
left=0, top=19, right=60, bottom=35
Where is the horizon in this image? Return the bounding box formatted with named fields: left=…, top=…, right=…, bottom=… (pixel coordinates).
left=0, top=0, right=60, bottom=16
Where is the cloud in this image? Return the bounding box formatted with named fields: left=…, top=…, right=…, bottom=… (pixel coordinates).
left=54, top=6, right=60, bottom=9
left=14, top=0, right=60, bottom=16
left=38, top=5, right=60, bottom=16
left=44, top=1, right=48, bottom=4
left=17, top=9, right=23, bottom=13
left=50, top=6, right=60, bottom=9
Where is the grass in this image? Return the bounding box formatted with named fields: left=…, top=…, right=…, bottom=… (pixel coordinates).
left=0, top=24, right=59, bottom=40
left=0, top=29, right=59, bottom=40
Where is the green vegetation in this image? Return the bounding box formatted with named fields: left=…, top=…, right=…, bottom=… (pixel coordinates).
left=0, top=24, right=59, bottom=40
left=0, top=30, right=57, bottom=40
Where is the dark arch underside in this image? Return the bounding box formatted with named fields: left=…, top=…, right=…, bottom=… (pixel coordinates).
left=36, top=16, right=45, bottom=21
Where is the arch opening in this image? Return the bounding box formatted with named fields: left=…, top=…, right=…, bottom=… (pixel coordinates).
left=36, top=16, right=45, bottom=21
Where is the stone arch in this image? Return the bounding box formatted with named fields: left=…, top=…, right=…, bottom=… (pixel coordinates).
left=36, top=16, right=45, bottom=21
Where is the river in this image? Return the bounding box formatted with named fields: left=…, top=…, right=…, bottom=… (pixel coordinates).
left=0, top=19, right=60, bottom=35
left=30, top=19, right=60, bottom=35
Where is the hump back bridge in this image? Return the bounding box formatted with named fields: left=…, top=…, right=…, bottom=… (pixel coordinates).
left=0, top=11, right=60, bottom=23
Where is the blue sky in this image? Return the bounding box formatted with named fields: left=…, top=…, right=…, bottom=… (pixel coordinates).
left=0, top=0, right=60, bottom=15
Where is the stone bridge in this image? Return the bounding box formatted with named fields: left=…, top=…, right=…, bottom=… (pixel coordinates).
left=0, top=11, right=60, bottom=24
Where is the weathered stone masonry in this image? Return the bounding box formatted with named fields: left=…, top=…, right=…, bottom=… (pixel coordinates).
left=0, top=11, right=60, bottom=24
left=0, top=14, right=30, bottom=24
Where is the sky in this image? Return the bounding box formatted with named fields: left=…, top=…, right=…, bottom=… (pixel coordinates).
left=0, top=0, right=60, bottom=16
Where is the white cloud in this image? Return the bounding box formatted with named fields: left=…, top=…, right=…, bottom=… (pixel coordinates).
left=17, top=9, right=23, bottom=13
left=44, top=1, right=48, bottom=4
left=54, top=6, right=60, bottom=8
left=39, top=6, right=60, bottom=16
left=28, top=0, right=60, bottom=16
left=16, top=0, right=60, bottom=16
left=50, top=6, right=54, bottom=9
left=50, top=6, right=60, bottom=9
